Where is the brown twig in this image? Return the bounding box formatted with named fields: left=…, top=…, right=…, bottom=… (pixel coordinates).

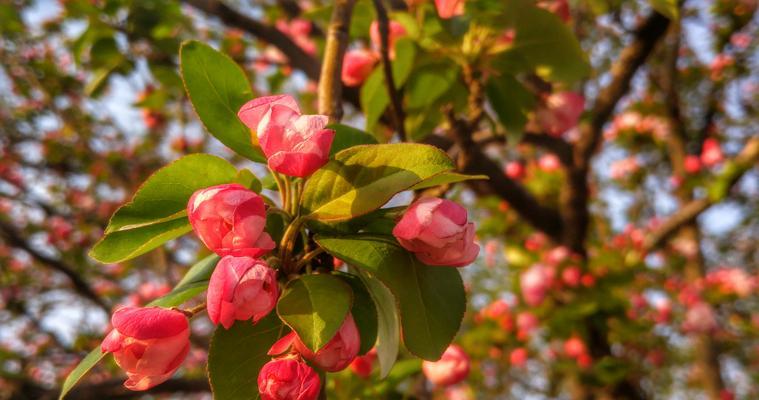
left=0, top=219, right=109, bottom=313
left=372, top=0, right=407, bottom=141
left=317, top=0, right=357, bottom=121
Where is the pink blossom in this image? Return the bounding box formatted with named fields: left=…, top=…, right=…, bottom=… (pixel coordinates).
left=341, top=49, right=378, bottom=87
left=700, top=138, right=724, bottom=167
left=258, top=357, right=321, bottom=400
left=206, top=256, right=279, bottom=329
left=187, top=184, right=275, bottom=258
left=510, top=347, right=528, bottom=367
left=101, top=307, right=190, bottom=390
left=537, top=0, right=570, bottom=22
left=504, top=161, right=525, bottom=180
left=538, top=154, right=561, bottom=172
left=393, top=197, right=480, bottom=267
left=520, top=264, right=554, bottom=306
left=369, top=20, right=407, bottom=58
left=422, top=344, right=470, bottom=387
left=435, top=0, right=465, bottom=18
left=270, top=314, right=360, bottom=372
left=535, top=92, right=584, bottom=137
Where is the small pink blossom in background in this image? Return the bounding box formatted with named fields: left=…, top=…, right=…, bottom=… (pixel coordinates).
left=563, top=336, right=587, bottom=359
left=422, top=344, right=470, bottom=387
left=187, top=184, right=275, bottom=258
left=538, top=154, right=561, bottom=172
left=710, top=53, right=734, bottom=80
left=581, top=273, right=595, bottom=288
left=700, top=138, right=724, bottom=167
left=271, top=314, right=360, bottom=372
left=730, top=32, right=751, bottom=49
left=275, top=19, right=316, bottom=56
left=652, top=298, right=672, bottom=324
left=445, top=384, right=475, bottom=400
left=561, top=266, right=582, bottom=287
left=504, top=161, right=525, bottom=180
left=516, top=312, right=539, bottom=340
left=341, top=48, right=378, bottom=87
left=435, top=0, right=465, bottom=18
left=609, top=157, right=640, bottom=180
left=258, top=357, right=321, bottom=400
left=484, top=240, right=499, bottom=267
left=525, top=233, right=548, bottom=251
left=520, top=263, right=554, bottom=306
left=683, top=155, right=701, bottom=174
left=349, top=348, right=376, bottom=378
left=537, top=0, right=571, bottom=22
left=478, top=299, right=513, bottom=331
left=682, top=302, right=718, bottom=334
left=705, top=267, right=755, bottom=297
left=535, top=92, right=584, bottom=137
left=544, top=246, right=570, bottom=265
left=206, top=256, right=279, bottom=329
left=393, top=197, right=480, bottom=267
left=101, top=307, right=190, bottom=391
left=369, top=20, right=407, bottom=58
left=510, top=347, right=528, bottom=367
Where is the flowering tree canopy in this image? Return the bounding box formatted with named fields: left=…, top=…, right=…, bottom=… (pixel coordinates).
left=1, top=1, right=758, bottom=399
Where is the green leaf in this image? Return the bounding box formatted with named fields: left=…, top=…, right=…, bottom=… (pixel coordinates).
left=276, top=274, right=353, bottom=352
left=235, top=169, right=263, bottom=193
left=208, top=313, right=288, bottom=400
left=409, top=172, right=488, bottom=190
left=328, top=123, right=379, bottom=157
left=316, top=235, right=466, bottom=360
left=361, top=67, right=390, bottom=132
left=405, top=63, right=458, bottom=110
left=649, top=0, right=678, bottom=19
left=301, top=143, right=455, bottom=222
left=392, top=38, right=417, bottom=88
left=354, top=269, right=399, bottom=378
left=58, top=348, right=106, bottom=400
left=333, top=271, right=378, bottom=355
left=492, top=0, right=590, bottom=83
left=485, top=75, right=536, bottom=135
left=148, top=254, right=219, bottom=307
left=180, top=40, right=264, bottom=162
left=90, top=154, right=238, bottom=263
left=60, top=255, right=220, bottom=399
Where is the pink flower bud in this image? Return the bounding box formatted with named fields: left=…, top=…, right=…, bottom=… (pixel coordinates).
left=563, top=336, right=587, bottom=359
left=238, top=94, right=301, bottom=135
left=504, top=161, right=525, bottom=180
left=393, top=197, right=480, bottom=267
left=683, top=155, right=701, bottom=174
left=700, top=138, right=724, bottom=167
left=259, top=113, right=335, bottom=178
left=258, top=357, right=321, bottom=400
left=349, top=348, right=376, bottom=378
left=516, top=312, right=539, bottom=338
left=520, top=264, right=554, bottom=306
left=271, top=314, right=361, bottom=372
left=538, top=154, right=561, bottom=172
left=510, top=347, right=528, bottom=368
left=101, top=307, right=190, bottom=391
left=682, top=302, right=718, bottom=334
left=187, top=184, right=275, bottom=258
left=294, top=313, right=360, bottom=372
left=422, top=344, right=470, bottom=387
left=535, top=92, right=584, bottom=137
left=561, top=266, right=582, bottom=287
left=435, top=0, right=465, bottom=18
left=341, top=49, right=378, bottom=87
left=206, top=256, right=279, bottom=329
left=369, top=20, right=407, bottom=58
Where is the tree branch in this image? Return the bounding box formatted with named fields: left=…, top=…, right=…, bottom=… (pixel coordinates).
left=643, top=136, right=759, bottom=253
left=0, top=220, right=109, bottom=313
left=317, top=0, right=356, bottom=121
left=372, top=0, right=407, bottom=140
